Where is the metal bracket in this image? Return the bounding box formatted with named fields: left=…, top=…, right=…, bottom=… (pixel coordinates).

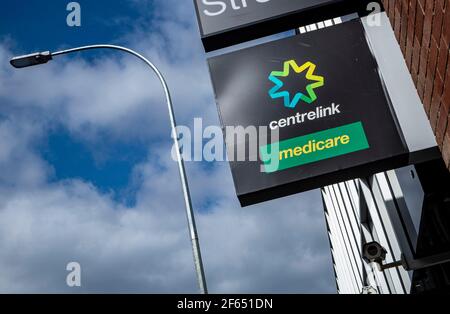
left=377, top=251, right=450, bottom=271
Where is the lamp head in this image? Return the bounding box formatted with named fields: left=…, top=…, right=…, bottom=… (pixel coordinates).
left=10, top=51, right=52, bottom=68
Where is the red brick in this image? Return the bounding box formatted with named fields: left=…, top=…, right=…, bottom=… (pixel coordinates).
left=417, top=0, right=425, bottom=10
left=426, top=37, right=440, bottom=78
left=412, top=37, right=422, bottom=82
left=430, top=73, right=445, bottom=130
left=414, top=2, right=425, bottom=43
left=417, top=64, right=427, bottom=99
left=436, top=104, right=449, bottom=145
left=424, top=79, right=434, bottom=115
left=431, top=0, right=445, bottom=43
left=384, top=0, right=450, bottom=170
left=437, top=36, right=449, bottom=79
left=443, top=132, right=450, bottom=168
left=436, top=0, right=446, bottom=11
left=423, top=38, right=439, bottom=115
left=394, top=2, right=403, bottom=41
left=442, top=66, right=450, bottom=112
left=400, top=0, right=410, bottom=54
left=442, top=0, right=450, bottom=46
left=389, top=0, right=396, bottom=26
left=405, top=0, right=418, bottom=68
left=421, top=0, right=434, bottom=47
left=417, top=1, right=437, bottom=100
left=411, top=6, right=425, bottom=78
left=418, top=41, right=430, bottom=98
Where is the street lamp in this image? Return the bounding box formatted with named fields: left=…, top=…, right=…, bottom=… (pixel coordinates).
left=10, top=45, right=208, bottom=294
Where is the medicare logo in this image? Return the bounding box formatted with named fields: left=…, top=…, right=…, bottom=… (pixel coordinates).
left=269, top=60, right=324, bottom=109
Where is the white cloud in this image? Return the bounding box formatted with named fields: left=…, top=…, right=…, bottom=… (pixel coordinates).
left=0, top=0, right=335, bottom=293
left=0, top=140, right=334, bottom=293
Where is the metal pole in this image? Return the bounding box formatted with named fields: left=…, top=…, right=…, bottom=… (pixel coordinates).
left=51, top=45, right=208, bottom=294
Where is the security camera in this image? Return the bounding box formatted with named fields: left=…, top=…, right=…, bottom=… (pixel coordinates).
left=362, top=241, right=450, bottom=272
left=361, top=286, right=378, bottom=294
left=362, top=241, right=387, bottom=264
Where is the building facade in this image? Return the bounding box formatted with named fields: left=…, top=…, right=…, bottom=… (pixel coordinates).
left=319, top=3, right=450, bottom=294
left=323, top=161, right=450, bottom=294
left=383, top=0, right=450, bottom=170
left=322, top=171, right=413, bottom=294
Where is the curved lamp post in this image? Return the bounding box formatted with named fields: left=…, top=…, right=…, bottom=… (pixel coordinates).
left=10, top=45, right=208, bottom=294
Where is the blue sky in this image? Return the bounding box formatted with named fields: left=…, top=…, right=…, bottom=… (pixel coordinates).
left=0, top=0, right=335, bottom=293
left=2, top=0, right=161, bottom=206
left=1, top=1, right=141, bottom=50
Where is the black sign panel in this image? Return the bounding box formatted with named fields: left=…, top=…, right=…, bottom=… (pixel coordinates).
left=208, top=20, right=409, bottom=207
left=194, top=0, right=381, bottom=51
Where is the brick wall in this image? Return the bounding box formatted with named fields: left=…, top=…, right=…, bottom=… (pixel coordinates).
left=382, top=0, right=450, bottom=169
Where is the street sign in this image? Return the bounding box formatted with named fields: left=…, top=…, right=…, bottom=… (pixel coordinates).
left=208, top=19, right=409, bottom=206
left=193, top=0, right=380, bottom=51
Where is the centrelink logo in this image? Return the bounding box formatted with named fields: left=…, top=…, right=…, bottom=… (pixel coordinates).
left=269, top=60, right=324, bottom=109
